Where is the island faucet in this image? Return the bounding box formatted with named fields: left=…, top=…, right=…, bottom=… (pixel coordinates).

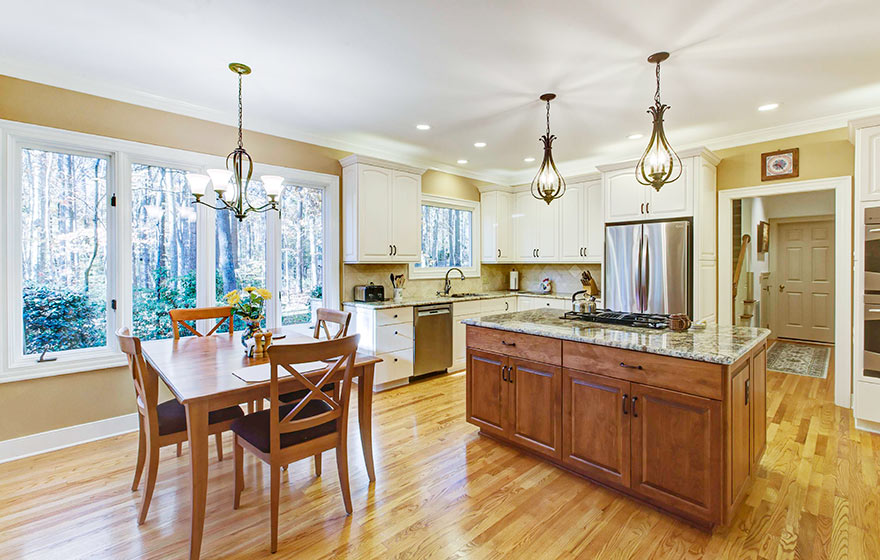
left=440, top=267, right=466, bottom=296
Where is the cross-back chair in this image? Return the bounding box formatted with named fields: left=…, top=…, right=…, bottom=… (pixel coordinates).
left=116, top=328, right=244, bottom=525
left=230, top=334, right=360, bottom=553
left=313, top=308, right=352, bottom=341
left=169, top=306, right=235, bottom=339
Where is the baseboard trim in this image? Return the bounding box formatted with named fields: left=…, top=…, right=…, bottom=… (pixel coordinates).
left=855, top=418, right=880, bottom=435
left=0, top=413, right=138, bottom=464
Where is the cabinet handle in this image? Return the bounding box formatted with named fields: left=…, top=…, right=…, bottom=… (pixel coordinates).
left=498, top=249, right=501, bottom=258
left=745, top=378, right=751, bottom=406
left=622, top=393, right=629, bottom=415
left=646, top=202, right=650, bottom=213
left=501, top=340, right=516, bottom=347
left=508, top=366, right=514, bottom=383
left=501, top=366, right=508, bottom=382
left=536, top=249, right=540, bottom=258
left=504, top=302, right=509, bottom=311
left=389, top=245, right=393, bottom=255
left=631, top=396, right=638, bottom=417
left=619, top=362, right=643, bottom=370
left=393, top=244, right=397, bottom=256
left=640, top=203, right=644, bottom=214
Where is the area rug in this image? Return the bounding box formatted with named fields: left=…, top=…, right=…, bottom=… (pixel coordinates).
left=766, top=342, right=830, bottom=379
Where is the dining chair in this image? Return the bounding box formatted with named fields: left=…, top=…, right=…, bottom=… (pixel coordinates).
left=169, top=305, right=237, bottom=454
left=116, top=328, right=244, bottom=525
left=230, top=334, right=360, bottom=553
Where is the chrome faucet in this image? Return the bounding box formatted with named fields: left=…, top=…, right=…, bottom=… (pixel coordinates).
left=440, top=267, right=466, bottom=296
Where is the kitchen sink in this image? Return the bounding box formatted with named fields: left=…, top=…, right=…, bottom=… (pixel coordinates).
left=448, top=292, right=487, bottom=298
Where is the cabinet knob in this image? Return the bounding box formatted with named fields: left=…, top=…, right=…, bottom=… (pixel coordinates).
left=393, top=314, right=398, bottom=318
left=394, top=358, right=398, bottom=362
left=394, top=330, right=398, bottom=335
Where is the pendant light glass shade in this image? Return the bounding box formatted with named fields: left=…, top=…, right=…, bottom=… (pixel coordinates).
left=635, top=52, right=682, bottom=192
left=530, top=93, right=565, bottom=205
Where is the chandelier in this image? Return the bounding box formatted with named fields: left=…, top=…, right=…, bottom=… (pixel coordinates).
left=530, top=93, right=566, bottom=204
left=186, top=63, right=284, bottom=221
left=635, top=52, right=682, bottom=192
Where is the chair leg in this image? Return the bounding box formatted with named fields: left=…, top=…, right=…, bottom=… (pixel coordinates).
left=215, top=433, right=224, bottom=461
left=131, top=419, right=146, bottom=491
left=176, top=442, right=182, bottom=457
left=233, top=435, right=243, bottom=510
left=138, top=442, right=160, bottom=525
left=270, top=465, right=280, bottom=553
left=314, top=453, right=322, bottom=476
left=336, top=440, right=352, bottom=515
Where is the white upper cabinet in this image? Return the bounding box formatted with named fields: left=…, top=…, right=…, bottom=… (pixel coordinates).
left=480, top=190, right=513, bottom=263
left=647, top=160, right=692, bottom=219
left=558, top=178, right=603, bottom=263
left=341, top=156, right=425, bottom=263
left=513, top=191, right=559, bottom=261
left=601, top=161, right=692, bottom=222
left=585, top=180, right=604, bottom=261
left=855, top=123, right=880, bottom=202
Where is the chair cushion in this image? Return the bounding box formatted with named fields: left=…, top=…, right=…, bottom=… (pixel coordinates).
left=230, top=400, right=337, bottom=453
left=279, top=383, right=335, bottom=404
left=156, top=400, right=244, bottom=436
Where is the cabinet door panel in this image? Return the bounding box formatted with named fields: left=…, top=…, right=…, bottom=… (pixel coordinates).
left=559, top=183, right=585, bottom=261
left=751, top=346, right=767, bottom=464
left=585, top=181, right=604, bottom=261
left=497, top=192, right=512, bottom=261
left=729, top=362, right=751, bottom=506
left=646, top=159, right=691, bottom=219
left=536, top=198, right=560, bottom=260
left=562, top=369, right=630, bottom=487
left=509, top=358, right=562, bottom=458
left=513, top=192, right=537, bottom=261
left=391, top=171, right=421, bottom=261
left=631, top=383, right=721, bottom=524
left=466, top=350, right=508, bottom=438
left=358, top=166, right=393, bottom=260
left=605, top=170, right=647, bottom=223
left=480, top=192, right=499, bottom=262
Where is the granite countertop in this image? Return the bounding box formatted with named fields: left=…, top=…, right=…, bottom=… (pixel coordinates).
left=343, top=290, right=598, bottom=310
left=461, top=309, right=770, bottom=365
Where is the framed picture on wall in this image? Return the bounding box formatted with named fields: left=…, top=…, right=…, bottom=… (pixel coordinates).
left=761, top=148, right=799, bottom=181
left=757, top=221, right=770, bottom=253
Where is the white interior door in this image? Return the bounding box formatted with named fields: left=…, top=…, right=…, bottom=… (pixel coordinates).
left=776, top=220, right=835, bottom=343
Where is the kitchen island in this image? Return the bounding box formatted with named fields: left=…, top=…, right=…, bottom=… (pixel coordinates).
left=462, top=309, right=770, bottom=528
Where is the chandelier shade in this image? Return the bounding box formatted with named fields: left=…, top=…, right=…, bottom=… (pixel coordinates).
left=635, top=52, right=682, bottom=192
left=530, top=93, right=566, bottom=205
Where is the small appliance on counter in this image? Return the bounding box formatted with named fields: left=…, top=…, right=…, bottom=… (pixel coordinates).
left=509, top=268, right=519, bottom=291
left=353, top=282, right=384, bottom=302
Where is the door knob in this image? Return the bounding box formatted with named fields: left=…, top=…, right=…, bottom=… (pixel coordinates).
left=778, top=284, right=785, bottom=292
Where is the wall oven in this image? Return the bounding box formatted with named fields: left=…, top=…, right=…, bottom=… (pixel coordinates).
left=864, top=208, right=880, bottom=379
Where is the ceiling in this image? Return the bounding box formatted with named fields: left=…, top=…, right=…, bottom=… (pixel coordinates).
left=2, top=0, right=880, bottom=185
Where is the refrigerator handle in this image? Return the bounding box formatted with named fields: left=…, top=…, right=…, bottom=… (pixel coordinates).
left=636, top=228, right=644, bottom=313
left=644, top=240, right=650, bottom=313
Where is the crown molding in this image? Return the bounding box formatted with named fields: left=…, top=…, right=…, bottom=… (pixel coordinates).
left=339, top=154, right=426, bottom=175
left=848, top=114, right=880, bottom=143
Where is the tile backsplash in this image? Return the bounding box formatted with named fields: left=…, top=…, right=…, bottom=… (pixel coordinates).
left=342, top=262, right=602, bottom=301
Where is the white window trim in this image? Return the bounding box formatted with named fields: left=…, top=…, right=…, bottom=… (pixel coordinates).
left=408, top=193, right=481, bottom=280
left=0, top=118, right=339, bottom=383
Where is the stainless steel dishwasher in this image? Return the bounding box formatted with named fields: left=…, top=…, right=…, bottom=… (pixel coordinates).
left=413, top=303, right=453, bottom=377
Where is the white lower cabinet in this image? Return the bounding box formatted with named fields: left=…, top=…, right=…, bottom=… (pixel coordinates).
left=344, top=304, right=414, bottom=389
left=374, top=348, right=414, bottom=385
left=517, top=296, right=567, bottom=311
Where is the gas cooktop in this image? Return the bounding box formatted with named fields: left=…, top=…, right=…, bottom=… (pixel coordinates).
left=560, top=310, right=670, bottom=330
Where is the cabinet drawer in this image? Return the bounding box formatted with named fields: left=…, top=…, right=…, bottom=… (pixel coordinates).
left=376, top=306, right=413, bottom=326
left=520, top=296, right=566, bottom=310
left=466, top=326, right=561, bottom=366
left=453, top=299, right=482, bottom=316
left=374, top=349, right=413, bottom=385
left=481, top=297, right=515, bottom=314
left=376, top=322, right=413, bottom=353
left=563, top=341, right=723, bottom=400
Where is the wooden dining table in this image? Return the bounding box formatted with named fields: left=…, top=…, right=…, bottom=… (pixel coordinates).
left=139, top=326, right=381, bottom=560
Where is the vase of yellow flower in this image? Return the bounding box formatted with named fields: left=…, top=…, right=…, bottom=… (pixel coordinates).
left=224, top=287, right=273, bottom=349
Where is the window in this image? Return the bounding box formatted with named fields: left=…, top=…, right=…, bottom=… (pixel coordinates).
left=130, top=163, right=198, bottom=340
left=410, top=194, right=480, bottom=278
left=19, top=147, right=110, bottom=355
left=2, top=121, right=340, bottom=381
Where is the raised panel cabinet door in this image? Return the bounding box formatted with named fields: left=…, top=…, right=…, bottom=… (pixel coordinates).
left=508, top=357, right=562, bottom=459
left=585, top=180, right=604, bottom=261
left=536, top=195, right=560, bottom=261
left=497, top=192, right=513, bottom=261
left=391, top=171, right=422, bottom=261
left=646, top=158, right=692, bottom=218
left=751, top=346, right=767, bottom=464
left=729, top=361, right=751, bottom=507
left=513, top=191, right=538, bottom=261
left=558, top=182, right=586, bottom=261
left=605, top=170, right=647, bottom=223
left=861, top=125, right=880, bottom=201
left=630, top=383, right=722, bottom=524
left=480, top=191, right=499, bottom=262
left=562, top=369, right=631, bottom=488
left=357, top=165, right=393, bottom=260
left=466, top=349, right=509, bottom=438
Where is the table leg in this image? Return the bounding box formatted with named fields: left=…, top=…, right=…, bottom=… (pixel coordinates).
left=185, top=401, right=209, bottom=560
left=357, top=363, right=376, bottom=482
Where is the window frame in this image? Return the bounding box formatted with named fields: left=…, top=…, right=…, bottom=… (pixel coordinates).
left=408, top=193, right=481, bottom=280
left=0, top=119, right=339, bottom=382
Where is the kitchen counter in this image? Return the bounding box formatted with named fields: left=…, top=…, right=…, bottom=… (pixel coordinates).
left=461, top=308, right=769, bottom=365
left=343, top=290, right=588, bottom=310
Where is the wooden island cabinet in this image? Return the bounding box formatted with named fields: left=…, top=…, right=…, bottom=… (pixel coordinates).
left=465, top=321, right=768, bottom=529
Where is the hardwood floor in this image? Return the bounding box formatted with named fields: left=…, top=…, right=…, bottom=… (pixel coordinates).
left=1, top=359, right=878, bottom=559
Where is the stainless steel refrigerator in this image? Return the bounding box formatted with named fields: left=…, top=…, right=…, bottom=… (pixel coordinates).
left=604, top=219, right=691, bottom=316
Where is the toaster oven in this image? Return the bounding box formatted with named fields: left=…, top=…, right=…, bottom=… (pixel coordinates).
left=353, top=283, right=385, bottom=302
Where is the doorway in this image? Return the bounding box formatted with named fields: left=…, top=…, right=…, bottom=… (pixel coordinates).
left=775, top=219, right=835, bottom=343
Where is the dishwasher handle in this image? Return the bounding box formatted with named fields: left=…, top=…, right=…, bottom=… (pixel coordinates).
left=416, top=307, right=451, bottom=317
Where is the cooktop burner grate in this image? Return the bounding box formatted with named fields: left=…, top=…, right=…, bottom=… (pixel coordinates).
left=560, top=310, right=670, bottom=330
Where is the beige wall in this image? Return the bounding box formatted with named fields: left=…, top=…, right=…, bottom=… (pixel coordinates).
left=716, top=128, right=853, bottom=190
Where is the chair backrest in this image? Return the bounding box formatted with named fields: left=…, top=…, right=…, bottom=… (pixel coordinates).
left=116, top=328, right=159, bottom=428
left=267, top=334, right=360, bottom=455
left=169, top=306, right=234, bottom=339
left=313, top=308, right=352, bottom=341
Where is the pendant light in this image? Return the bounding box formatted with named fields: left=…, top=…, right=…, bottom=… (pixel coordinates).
left=530, top=93, right=566, bottom=205
left=186, top=63, right=284, bottom=221
left=635, top=52, right=682, bottom=192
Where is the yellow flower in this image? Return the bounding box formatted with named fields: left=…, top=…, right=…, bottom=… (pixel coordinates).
left=244, top=286, right=255, bottom=293
left=224, top=290, right=241, bottom=305
left=255, top=288, right=272, bottom=300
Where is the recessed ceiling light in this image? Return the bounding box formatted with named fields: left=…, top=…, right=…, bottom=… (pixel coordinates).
left=524, top=157, right=536, bottom=163
left=627, top=133, right=644, bottom=140
left=473, top=142, right=487, bottom=148
left=457, top=159, right=468, bottom=164
left=758, top=103, right=779, bottom=112
left=416, top=124, right=431, bottom=130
